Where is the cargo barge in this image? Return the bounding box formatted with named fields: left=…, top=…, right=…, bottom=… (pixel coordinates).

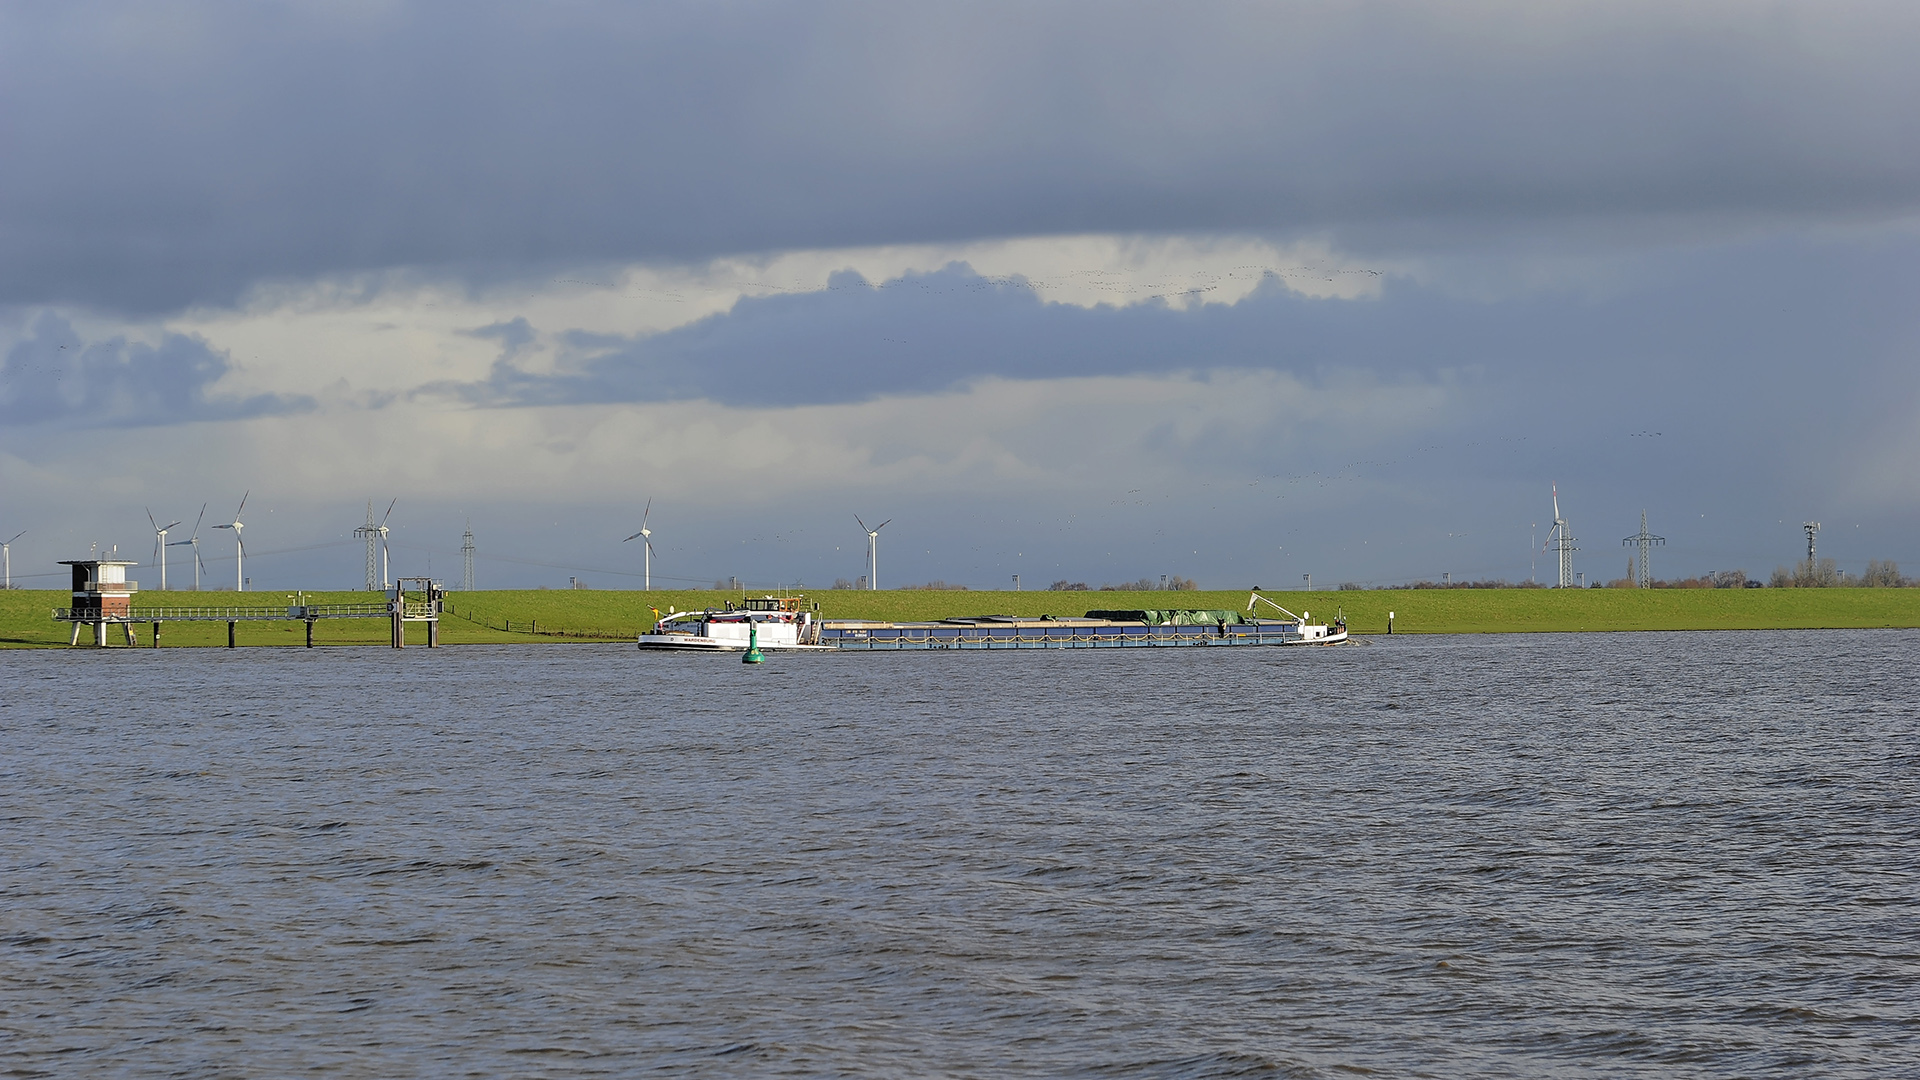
left=638, top=593, right=1348, bottom=651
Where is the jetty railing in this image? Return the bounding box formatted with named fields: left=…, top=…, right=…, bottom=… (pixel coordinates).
left=52, top=602, right=434, bottom=621
left=54, top=581, right=445, bottom=649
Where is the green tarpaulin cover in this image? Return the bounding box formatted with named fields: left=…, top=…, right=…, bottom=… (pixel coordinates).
left=1083, top=609, right=1250, bottom=626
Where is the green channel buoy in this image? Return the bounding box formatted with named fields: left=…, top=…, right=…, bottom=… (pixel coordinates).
left=743, top=619, right=765, bottom=664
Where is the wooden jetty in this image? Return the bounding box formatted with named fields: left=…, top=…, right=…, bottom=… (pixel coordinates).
left=54, top=561, right=443, bottom=648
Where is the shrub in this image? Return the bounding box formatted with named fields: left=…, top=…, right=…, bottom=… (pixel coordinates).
left=1862, top=559, right=1908, bottom=587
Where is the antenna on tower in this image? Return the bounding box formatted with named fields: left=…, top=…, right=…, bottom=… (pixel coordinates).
left=1541, top=484, right=1578, bottom=588
left=1803, top=521, right=1820, bottom=569
left=1622, top=510, right=1666, bottom=588
left=461, top=520, right=476, bottom=592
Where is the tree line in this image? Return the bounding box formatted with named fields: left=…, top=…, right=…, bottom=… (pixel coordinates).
left=1049, top=577, right=1198, bottom=592
left=1765, top=558, right=1909, bottom=588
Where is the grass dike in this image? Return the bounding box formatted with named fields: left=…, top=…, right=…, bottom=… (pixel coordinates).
left=3, top=586, right=1917, bottom=647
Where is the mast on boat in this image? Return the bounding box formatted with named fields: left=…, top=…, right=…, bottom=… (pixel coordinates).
left=1246, top=590, right=1304, bottom=621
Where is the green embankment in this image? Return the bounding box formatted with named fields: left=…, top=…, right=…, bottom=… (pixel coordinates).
left=3, top=586, right=1916, bottom=648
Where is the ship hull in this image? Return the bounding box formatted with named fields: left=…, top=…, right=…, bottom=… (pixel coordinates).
left=636, top=633, right=836, bottom=652
left=818, top=620, right=1347, bottom=650
left=638, top=597, right=1350, bottom=652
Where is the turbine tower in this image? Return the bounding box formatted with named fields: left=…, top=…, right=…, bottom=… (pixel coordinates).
left=1542, top=484, right=1577, bottom=588
left=2, top=529, right=22, bottom=589
left=354, top=499, right=396, bottom=590
left=168, top=504, right=207, bottom=590
left=147, top=508, right=182, bottom=591
left=623, top=499, right=657, bottom=591
left=1621, top=509, right=1665, bottom=589
left=856, top=514, right=890, bottom=590
left=461, top=521, right=475, bottom=592
left=211, top=491, right=248, bottom=591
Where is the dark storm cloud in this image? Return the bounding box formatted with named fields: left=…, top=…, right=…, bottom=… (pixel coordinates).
left=456, top=266, right=1307, bottom=407
left=4, top=2, right=1918, bottom=312
left=0, top=312, right=312, bottom=426
left=452, top=235, right=1918, bottom=428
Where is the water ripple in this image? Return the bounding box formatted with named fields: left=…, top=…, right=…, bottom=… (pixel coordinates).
left=1, top=630, right=1915, bottom=1077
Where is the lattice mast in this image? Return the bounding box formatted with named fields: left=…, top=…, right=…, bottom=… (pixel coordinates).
left=1804, top=521, right=1820, bottom=569
left=461, top=521, right=476, bottom=592
left=354, top=501, right=379, bottom=591
left=1622, top=509, right=1666, bottom=588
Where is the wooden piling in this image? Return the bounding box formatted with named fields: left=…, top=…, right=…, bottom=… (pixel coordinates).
left=227, top=621, right=236, bottom=648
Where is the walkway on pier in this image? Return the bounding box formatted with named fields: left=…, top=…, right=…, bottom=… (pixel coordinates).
left=55, top=582, right=443, bottom=648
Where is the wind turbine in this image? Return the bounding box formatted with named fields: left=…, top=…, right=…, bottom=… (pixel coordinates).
left=2, top=530, right=22, bottom=590
left=622, top=498, right=657, bottom=591
left=212, top=491, right=248, bottom=591
left=1541, top=484, right=1576, bottom=589
left=855, top=514, right=890, bottom=590
left=168, top=504, right=208, bottom=590
left=147, top=508, right=182, bottom=591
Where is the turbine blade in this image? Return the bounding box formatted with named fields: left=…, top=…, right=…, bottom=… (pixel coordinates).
left=855, top=514, right=869, bottom=533
left=646, top=538, right=658, bottom=558
left=6, top=530, right=24, bottom=544
left=147, top=506, right=158, bottom=531
left=875, top=519, right=891, bottom=531
left=153, top=537, right=161, bottom=566
left=382, top=497, right=397, bottom=527
left=641, top=497, right=651, bottom=529
left=162, top=521, right=181, bottom=532
left=623, top=530, right=646, bottom=542
left=192, top=503, right=206, bottom=537
left=235, top=490, right=249, bottom=518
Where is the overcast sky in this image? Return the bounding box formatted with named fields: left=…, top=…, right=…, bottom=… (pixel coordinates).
left=3, top=1, right=1917, bottom=592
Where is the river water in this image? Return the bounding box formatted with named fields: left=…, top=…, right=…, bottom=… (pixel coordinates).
left=2, top=631, right=1915, bottom=1077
